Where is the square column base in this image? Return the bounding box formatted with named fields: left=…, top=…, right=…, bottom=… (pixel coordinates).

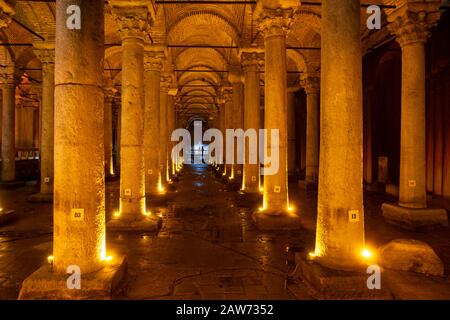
left=382, top=203, right=448, bottom=230
left=28, top=192, right=53, bottom=203
left=252, top=211, right=301, bottom=231
left=18, top=256, right=128, bottom=300
left=291, top=253, right=391, bottom=299
left=107, top=216, right=162, bottom=232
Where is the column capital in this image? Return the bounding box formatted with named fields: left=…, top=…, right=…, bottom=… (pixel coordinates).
left=240, top=50, right=264, bottom=73
left=0, top=65, right=21, bottom=86
left=219, top=86, right=233, bottom=103
left=34, top=47, right=55, bottom=66
left=301, top=76, right=320, bottom=95
left=254, top=1, right=298, bottom=38
left=110, top=1, right=155, bottom=41
left=0, top=1, right=15, bottom=29
left=387, top=2, right=441, bottom=47
left=144, top=49, right=165, bottom=71
left=160, top=75, right=172, bottom=92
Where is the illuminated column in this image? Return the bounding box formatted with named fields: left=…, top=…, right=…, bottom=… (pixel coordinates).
left=315, top=0, right=364, bottom=269
left=254, top=6, right=295, bottom=217
left=159, top=76, right=171, bottom=187
left=33, top=47, right=55, bottom=197
left=241, top=50, right=263, bottom=193
left=53, top=0, right=106, bottom=273
left=143, top=49, right=163, bottom=194
left=287, top=87, right=297, bottom=177
left=167, top=87, right=177, bottom=177
left=217, top=98, right=226, bottom=173
left=303, top=76, right=320, bottom=187
left=222, top=87, right=233, bottom=177
left=113, top=6, right=149, bottom=221
left=0, top=66, right=18, bottom=182
left=104, top=90, right=115, bottom=178
left=382, top=2, right=447, bottom=228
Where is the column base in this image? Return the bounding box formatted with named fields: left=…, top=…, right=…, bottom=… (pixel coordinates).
left=28, top=192, right=53, bottom=203
left=145, top=192, right=170, bottom=205
left=107, top=216, right=162, bottom=232
left=382, top=203, right=448, bottom=230
left=251, top=211, right=301, bottom=231
left=0, top=181, right=25, bottom=189
left=291, top=252, right=391, bottom=299
left=18, top=256, right=128, bottom=300
left=0, top=210, right=17, bottom=227
left=298, top=180, right=317, bottom=191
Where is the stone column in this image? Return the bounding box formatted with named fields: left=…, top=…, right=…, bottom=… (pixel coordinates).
left=241, top=51, right=262, bottom=193
left=0, top=66, right=18, bottom=182
left=382, top=2, right=447, bottom=229
left=143, top=49, right=163, bottom=195
left=109, top=1, right=159, bottom=231
left=159, top=76, right=171, bottom=188
left=303, top=76, right=320, bottom=188
left=228, top=70, right=244, bottom=182
left=167, top=87, right=177, bottom=178
left=315, top=0, right=364, bottom=270
left=287, top=87, right=297, bottom=177
left=104, top=92, right=114, bottom=178
left=33, top=47, right=55, bottom=198
left=54, top=0, right=106, bottom=273
left=222, top=87, right=233, bottom=178
left=253, top=3, right=300, bottom=229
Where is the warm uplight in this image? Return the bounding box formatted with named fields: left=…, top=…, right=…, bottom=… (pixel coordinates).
left=308, top=252, right=316, bottom=259
left=259, top=187, right=263, bottom=193
left=47, top=255, right=54, bottom=264
left=288, top=206, right=294, bottom=212
left=144, top=211, right=152, bottom=217
left=258, top=207, right=264, bottom=212
left=103, top=255, right=113, bottom=262
left=158, top=213, right=163, bottom=218
left=113, top=211, right=121, bottom=218
left=0, top=208, right=3, bottom=213
left=361, top=249, right=372, bottom=259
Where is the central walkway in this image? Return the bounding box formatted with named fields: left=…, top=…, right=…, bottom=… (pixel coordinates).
left=110, top=164, right=309, bottom=299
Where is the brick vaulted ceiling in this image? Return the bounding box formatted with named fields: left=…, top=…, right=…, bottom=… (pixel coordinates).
left=2, top=0, right=398, bottom=121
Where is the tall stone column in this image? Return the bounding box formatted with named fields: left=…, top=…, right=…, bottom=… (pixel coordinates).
left=252, top=2, right=300, bottom=230
left=143, top=48, right=163, bottom=195
left=109, top=1, right=159, bottom=231
left=241, top=50, right=263, bottom=193
left=32, top=47, right=55, bottom=199
left=159, top=76, right=171, bottom=187
left=222, top=87, right=233, bottom=178
left=315, top=0, right=364, bottom=270
left=287, top=88, right=297, bottom=177
left=19, top=0, right=127, bottom=299
left=104, top=92, right=114, bottom=178
left=228, top=71, right=243, bottom=182
left=303, top=76, right=320, bottom=188
left=382, top=2, right=447, bottom=229
left=167, top=87, right=177, bottom=178
left=0, top=66, right=19, bottom=183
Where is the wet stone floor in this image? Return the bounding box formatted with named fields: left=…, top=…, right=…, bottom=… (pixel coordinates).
left=1, top=164, right=450, bottom=300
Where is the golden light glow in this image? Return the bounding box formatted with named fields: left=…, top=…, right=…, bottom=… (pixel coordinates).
left=361, top=249, right=373, bottom=259
left=109, top=158, right=115, bottom=176
left=259, top=187, right=263, bottom=193
left=47, top=255, right=54, bottom=264
left=144, top=211, right=152, bottom=217
left=158, top=213, right=163, bottom=218
left=103, top=255, right=113, bottom=262
left=258, top=207, right=264, bottom=212
left=308, top=252, right=316, bottom=259
left=288, top=206, right=294, bottom=212
left=113, top=211, right=121, bottom=218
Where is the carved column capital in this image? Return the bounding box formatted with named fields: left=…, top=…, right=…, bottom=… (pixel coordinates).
left=144, top=49, right=165, bottom=71
left=160, top=75, right=172, bottom=92
left=240, top=50, right=264, bottom=73
left=254, top=1, right=298, bottom=39
left=301, top=76, right=320, bottom=95
left=110, top=1, right=155, bottom=41
left=34, top=48, right=55, bottom=66
left=219, top=87, right=233, bottom=103
left=0, top=65, right=21, bottom=86
left=387, top=2, right=441, bottom=47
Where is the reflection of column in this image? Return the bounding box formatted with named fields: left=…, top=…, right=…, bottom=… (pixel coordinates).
left=253, top=3, right=300, bottom=229
left=287, top=88, right=297, bottom=177
left=241, top=51, right=262, bottom=193
left=159, top=76, right=171, bottom=187
left=1, top=67, right=18, bottom=182
left=382, top=2, right=447, bottom=229
left=303, top=76, right=320, bottom=187
left=34, top=48, right=55, bottom=196
left=113, top=4, right=148, bottom=221
left=143, top=49, right=163, bottom=194
left=315, top=0, right=364, bottom=270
